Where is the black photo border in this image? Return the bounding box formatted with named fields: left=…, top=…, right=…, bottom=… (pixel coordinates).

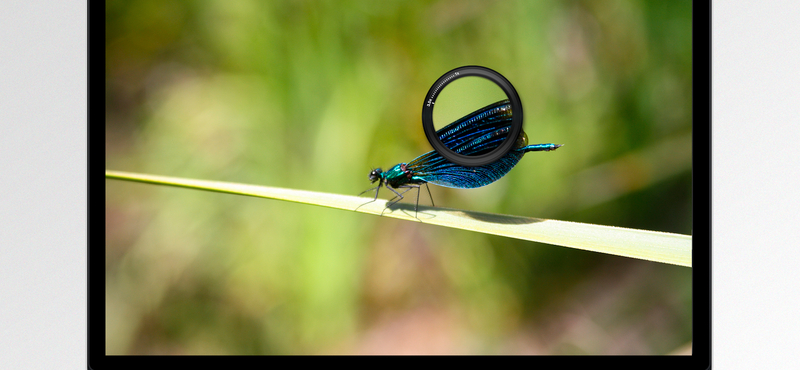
left=89, top=0, right=710, bottom=367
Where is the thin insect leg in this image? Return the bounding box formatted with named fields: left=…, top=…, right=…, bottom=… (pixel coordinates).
left=386, top=185, right=421, bottom=207
left=381, top=186, right=407, bottom=216
left=424, top=183, right=434, bottom=207
left=355, top=184, right=381, bottom=212
left=387, top=185, right=423, bottom=219
left=384, top=186, right=406, bottom=207
left=414, top=184, right=421, bottom=217
left=358, top=186, right=380, bottom=197
left=386, top=186, right=415, bottom=204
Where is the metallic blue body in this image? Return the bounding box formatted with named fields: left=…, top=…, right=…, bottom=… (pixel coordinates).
left=381, top=100, right=560, bottom=189
left=361, top=100, right=561, bottom=211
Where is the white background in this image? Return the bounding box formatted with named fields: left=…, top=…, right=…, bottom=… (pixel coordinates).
left=0, top=1, right=797, bottom=367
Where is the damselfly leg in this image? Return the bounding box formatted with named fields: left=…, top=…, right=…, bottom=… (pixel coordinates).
left=355, top=184, right=382, bottom=212
left=385, top=183, right=435, bottom=218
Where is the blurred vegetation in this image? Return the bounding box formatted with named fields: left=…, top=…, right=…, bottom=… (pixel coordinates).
left=105, top=0, right=693, bottom=354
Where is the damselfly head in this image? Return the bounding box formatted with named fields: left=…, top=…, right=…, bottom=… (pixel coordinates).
left=368, top=168, right=383, bottom=183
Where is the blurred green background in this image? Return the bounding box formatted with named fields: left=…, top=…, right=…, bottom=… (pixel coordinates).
left=105, top=0, right=693, bottom=354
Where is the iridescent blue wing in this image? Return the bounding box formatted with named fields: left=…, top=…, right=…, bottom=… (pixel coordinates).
left=406, top=99, right=528, bottom=189
left=436, top=99, right=512, bottom=156
left=408, top=149, right=525, bottom=188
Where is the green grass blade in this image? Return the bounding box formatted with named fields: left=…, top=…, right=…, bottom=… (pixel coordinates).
left=106, top=170, right=691, bottom=267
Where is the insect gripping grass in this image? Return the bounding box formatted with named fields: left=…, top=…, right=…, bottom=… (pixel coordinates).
left=360, top=100, right=561, bottom=215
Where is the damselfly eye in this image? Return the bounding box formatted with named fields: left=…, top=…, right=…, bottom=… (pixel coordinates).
left=368, top=168, right=383, bottom=183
